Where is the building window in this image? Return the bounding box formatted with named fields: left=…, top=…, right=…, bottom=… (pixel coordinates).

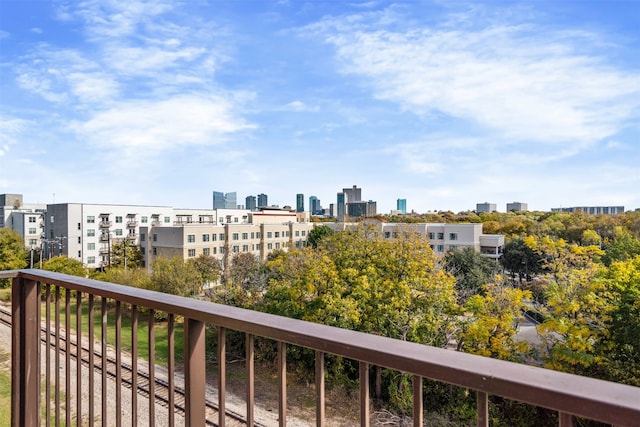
left=242, top=245, right=249, bottom=252
left=115, top=216, right=123, bottom=223
left=428, top=232, right=435, bottom=239
left=219, top=233, right=225, bottom=241
left=164, top=217, right=170, bottom=223
left=234, top=217, right=239, bottom=223
left=188, top=249, right=196, bottom=257
left=78, top=237, right=81, bottom=244
left=449, top=233, right=458, bottom=241
left=295, top=231, right=300, bottom=237
left=141, top=234, right=145, bottom=241
left=384, top=231, right=391, bottom=238
left=203, top=248, right=210, bottom=256
left=286, top=231, right=290, bottom=237
left=220, top=247, right=225, bottom=254
left=29, top=216, right=36, bottom=223
left=115, top=229, right=123, bottom=236
left=213, top=247, right=217, bottom=254
left=437, top=245, right=444, bottom=252
left=267, top=243, right=273, bottom=250
left=275, top=231, right=280, bottom=238
left=88, top=256, right=96, bottom=264
left=87, top=216, right=95, bottom=223
left=187, top=234, right=195, bottom=243
left=267, top=232, right=272, bottom=238
left=88, top=243, right=95, bottom=250
left=275, top=242, right=281, bottom=249
left=233, top=245, right=239, bottom=253
left=437, top=233, right=444, bottom=240
left=212, top=234, right=217, bottom=241
left=256, top=232, right=261, bottom=239
left=78, top=222, right=81, bottom=230
left=87, top=229, right=95, bottom=237
left=242, top=233, right=248, bottom=240
left=141, top=216, right=148, bottom=223
left=153, top=234, right=157, bottom=242
left=251, top=232, right=255, bottom=239
left=29, top=239, right=37, bottom=246
left=302, top=231, right=306, bottom=236
left=152, top=248, right=157, bottom=255
left=256, top=244, right=261, bottom=250
left=203, top=234, right=210, bottom=242
left=232, top=233, right=239, bottom=241
left=28, top=227, right=36, bottom=234
left=141, top=247, right=145, bottom=255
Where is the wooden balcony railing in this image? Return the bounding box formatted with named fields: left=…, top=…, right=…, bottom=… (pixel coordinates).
left=3, top=268, right=640, bottom=427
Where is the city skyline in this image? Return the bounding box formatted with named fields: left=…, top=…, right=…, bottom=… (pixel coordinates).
left=1, top=1, right=639, bottom=212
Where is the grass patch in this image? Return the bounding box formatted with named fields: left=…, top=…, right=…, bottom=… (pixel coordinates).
left=0, top=288, right=11, bottom=303
left=43, top=291, right=185, bottom=365
left=0, top=351, right=11, bottom=427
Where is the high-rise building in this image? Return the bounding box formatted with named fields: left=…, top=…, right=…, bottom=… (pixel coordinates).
left=246, top=196, right=257, bottom=211
left=347, top=201, right=377, bottom=218
left=257, top=193, right=268, bottom=208
left=506, top=202, right=528, bottom=212
left=397, top=199, right=407, bottom=215
left=309, top=196, right=321, bottom=215
left=551, top=206, right=624, bottom=215
left=212, top=191, right=225, bottom=209
left=476, top=202, right=497, bottom=213
left=296, top=194, right=304, bottom=213
left=213, top=191, right=237, bottom=209
left=343, top=185, right=362, bottom=202
left=336, top=192, right=347, bottom=221
left=224, top=192, right=237, bottom=209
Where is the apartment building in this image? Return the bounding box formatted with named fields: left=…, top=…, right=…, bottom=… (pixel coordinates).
left=324, top=221, right=504, bottom=259
left=551, top=206, right=625, bottom=215
left=44, top=203, right=175, bottom=268
left=0, top=194, right=47, bottom=249
left=141, top=220, right=314, bottom=269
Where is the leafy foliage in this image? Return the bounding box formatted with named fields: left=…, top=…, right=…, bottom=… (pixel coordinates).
left=42, top=256, right=87, bottom=277
left=0, top=229, right=28, bottom=286
left=444, top=247, right=501, bottom=303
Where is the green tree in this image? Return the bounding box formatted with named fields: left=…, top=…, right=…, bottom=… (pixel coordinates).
left=109, top=239, right=144, bottom=269
left=42, top=256, right=87, bottom=277
left=0, top=229, right=29, bottom=287
left=602, top=226, right=640, bottom=266
left=500, top=238, right=543, bottom=283
left=150, top=256, right=200, bottom=296
left=307, top=225, right=334, bottom=248
left=444, top=247, right=501, bottom=303
left=189, top=254, right=222, bottom=295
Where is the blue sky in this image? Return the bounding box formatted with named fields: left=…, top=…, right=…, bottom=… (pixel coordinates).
left=1, top=0, right=639, bottom=213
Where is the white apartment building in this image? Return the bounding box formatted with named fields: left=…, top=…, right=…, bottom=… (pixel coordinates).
left=324, top=221, right=504, bottom=258
left=0, top=194, right=47, bottom=250
left=44, top=203, right=175, bottom=268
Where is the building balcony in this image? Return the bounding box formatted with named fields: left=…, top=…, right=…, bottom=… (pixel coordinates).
left=98, top=247, right=110, bottom=255
left=127, top=220, right=137, bottom=228
left=99, top=221, right=112, bottom=228
left=2, top=269, right=639, bottom=427
left=125, top=233, right=137, bottom=240
left=151, top=220, right=161, bottom=226
left=99, top=233, right=110, bottom=242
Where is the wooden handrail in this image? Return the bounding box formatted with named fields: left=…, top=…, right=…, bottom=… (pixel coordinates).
left=5, top=268, right=640, bottom=426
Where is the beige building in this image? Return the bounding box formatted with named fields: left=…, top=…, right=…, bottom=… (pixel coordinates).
left=324, top=221, right=504, bottom=258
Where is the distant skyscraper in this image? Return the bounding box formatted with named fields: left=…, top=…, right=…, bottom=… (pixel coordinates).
left=397, top=198, right=407, bottom=215
left=347, top=200, right=377, bottom=218
left=224, top=192, right=237, bottom=209
left=476, top=202, right=497, bottom=213
left=212, top=191, right=225, bottom=209
left=246, top=195, right=257, bottom=211
left=336, top=192, right=347, bottom=221
left=257, top=193, right=268, bottom=208
left=213, top=191, right=237, bottom=209
left=343, top=185, right=362, bottom=202
left=506, top=202, right=528, bottom=212
left=309, top=196, right=321, bottom=215
left=296, top=193, right=304, bottom=212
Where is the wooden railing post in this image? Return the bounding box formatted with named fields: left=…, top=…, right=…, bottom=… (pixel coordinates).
left=184, top=318, right=206, bottom=426
left=11, top=275, right=40, bottom=427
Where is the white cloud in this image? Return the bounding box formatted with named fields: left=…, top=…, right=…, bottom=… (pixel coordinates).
left=30, top=28, right=43, bottom=34
left=70, top=95, right=255, bottom=153
left=307, top=6, right=640, bottom=154
left=283, top=100, right=319, bottom=112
